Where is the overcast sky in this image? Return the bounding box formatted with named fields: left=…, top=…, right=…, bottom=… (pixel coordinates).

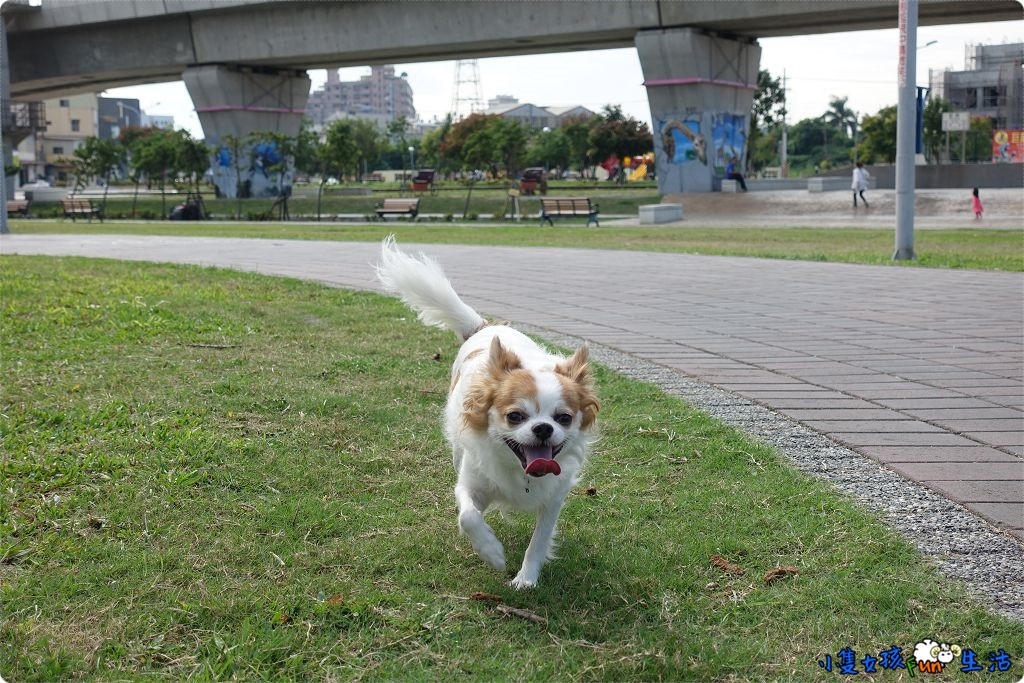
left=105, top=19, right=1022, bottom=139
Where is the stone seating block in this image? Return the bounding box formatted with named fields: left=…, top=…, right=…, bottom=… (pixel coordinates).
left=639, top=203, right=684, bottom=224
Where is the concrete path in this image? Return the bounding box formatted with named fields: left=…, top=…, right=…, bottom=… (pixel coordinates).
left=3, top=234, right=1022, bottom=540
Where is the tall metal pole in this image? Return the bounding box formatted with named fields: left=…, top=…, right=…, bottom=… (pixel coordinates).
left=894, top=0, right=917, bottom=261
left=780, top=71, right=788, bottom=176
left=0, top=14, right=11, bottom=235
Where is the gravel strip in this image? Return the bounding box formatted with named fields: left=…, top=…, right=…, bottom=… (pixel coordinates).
left=521, top=323, right=1024, bottom=624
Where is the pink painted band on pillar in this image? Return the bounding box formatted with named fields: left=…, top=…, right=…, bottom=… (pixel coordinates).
left=194, top=105, right=308, bottom=114
left=643, top=77, right=757, bottom=90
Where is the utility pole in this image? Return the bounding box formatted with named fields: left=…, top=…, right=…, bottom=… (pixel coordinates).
left=780, top=71, right=788, bottom=176
left=893, top=0, right=917, bottom=261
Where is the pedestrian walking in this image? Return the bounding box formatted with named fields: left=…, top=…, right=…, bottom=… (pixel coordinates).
left=852, top=162, right=870, bottom=208
left=972, top=187, right=984, bottom=220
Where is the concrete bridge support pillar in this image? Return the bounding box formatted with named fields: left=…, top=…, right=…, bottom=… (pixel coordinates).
left=183, top=64, right=310, bottom=199
left=636, top=28, right=761, bottom=194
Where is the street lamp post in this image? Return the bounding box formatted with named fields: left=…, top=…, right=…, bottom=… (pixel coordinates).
left=408, top=146, right=415, bottom=172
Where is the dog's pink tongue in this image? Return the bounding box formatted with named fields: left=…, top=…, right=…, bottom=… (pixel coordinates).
left=523, top=445, right=561, bottom=477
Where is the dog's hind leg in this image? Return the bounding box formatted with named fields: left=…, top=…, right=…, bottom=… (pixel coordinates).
left=510, top=494, right=567, bottom=589
left=455, top=485, right=505, bottom=572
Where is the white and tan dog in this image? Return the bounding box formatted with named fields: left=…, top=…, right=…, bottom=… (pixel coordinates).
left=376, top=237, right=599, bottom=588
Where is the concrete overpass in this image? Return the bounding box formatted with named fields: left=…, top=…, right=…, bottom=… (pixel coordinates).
left=3, top=0, right=1020, bottom=197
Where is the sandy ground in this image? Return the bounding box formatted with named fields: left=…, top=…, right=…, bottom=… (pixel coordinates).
left=609, top=187, right=1022, bottom=229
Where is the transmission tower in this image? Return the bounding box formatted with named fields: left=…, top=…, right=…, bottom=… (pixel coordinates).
left=450, top=59, right=484, bottom=120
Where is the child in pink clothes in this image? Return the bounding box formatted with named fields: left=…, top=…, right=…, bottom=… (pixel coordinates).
left=972, top=188, right=983, bottom=219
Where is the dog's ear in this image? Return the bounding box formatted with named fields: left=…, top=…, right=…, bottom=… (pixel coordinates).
left=488, top=337, right=522, bottom=378
left=463, top=338, right=522, bottom=432
left=463, top=381, right=492, bottom=432
left=557, top=345, right=599, bottom=429
left=556, top=344, right=591, bottom=385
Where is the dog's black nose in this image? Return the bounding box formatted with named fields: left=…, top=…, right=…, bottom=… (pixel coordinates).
left=532, top=423, right=554, bottom=440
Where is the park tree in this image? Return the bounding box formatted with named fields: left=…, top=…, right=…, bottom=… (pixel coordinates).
left=321, top=120, right=361, bottom=179
left=750, top=127, right=782, bottom=172
left=559, top=115, right=592, bottom=176
left=293, top=120, right=321, bottom=178
left=749, top=69, right=787, bottom=171
left=417, top=117, right=454, bottom=176
left=349, top=118, right=382, bottom=180
left=316, top=119, right=360, bottom=219
left=921, top=96, right=952, bottom=163
left=824, top=96, right=858, bottom=139
left=440, top=113, right=494, bottom=173
left=174, top=130, right=210, bottom=197
left=123, top=127, right=179, bottom=217
left=856, top=105, right=898, bottom=164
left=488, top=117, right=529, bottom=177
left=962, top=116, right=993, bottom=162
left=526, top=126, right=572, bottom=174
left=787, top=114, right=852, bottom=171
left=458, top=121, right=495, bottom=175
left=70, top=136, right=123, bottom=210
left=384, top=116, right=412, bottom=172
left=587, top=105, right=652, bottom=178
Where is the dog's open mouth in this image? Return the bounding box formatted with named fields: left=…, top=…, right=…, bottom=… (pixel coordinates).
left=504, top=439, right=563, bottom=477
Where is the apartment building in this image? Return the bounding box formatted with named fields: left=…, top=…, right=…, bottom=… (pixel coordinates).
left=17, top=94, right=97, bottom=184
left=306, top=65, right=416, bottom=128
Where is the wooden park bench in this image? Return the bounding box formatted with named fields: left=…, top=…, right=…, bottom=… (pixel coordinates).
left=6, top=199, right=30, bottom=217
left=376, top=197, right=420, bottom=221
left=539, top=197, right=599, bottom=227
left=62, top=197, right=103, bottom=222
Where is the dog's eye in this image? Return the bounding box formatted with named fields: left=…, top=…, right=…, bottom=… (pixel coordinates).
left=506, top=411, right=526, bottom=425
left=554, top=413, right=573, bottom=426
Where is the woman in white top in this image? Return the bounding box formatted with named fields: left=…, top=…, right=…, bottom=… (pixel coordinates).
left=852, top=162, right=870, bottom=208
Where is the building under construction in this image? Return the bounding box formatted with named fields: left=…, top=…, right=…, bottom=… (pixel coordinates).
left=929, top=42, right=1023, bottom=130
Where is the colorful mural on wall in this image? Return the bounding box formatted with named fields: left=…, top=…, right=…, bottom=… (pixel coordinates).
left=659, top=112, right=748, bottom=170
left=659, top=117, right=706, bottom=165
left=711, top=114, right=747, bottom=171
left=211, top=140, right=293, bottom=199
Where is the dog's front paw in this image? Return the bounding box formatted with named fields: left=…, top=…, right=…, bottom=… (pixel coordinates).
left=474, top=535, right=506, bottom=572
left=509, top=570, right=539, bottom=590
left=459, top=511, right=506, bottom=572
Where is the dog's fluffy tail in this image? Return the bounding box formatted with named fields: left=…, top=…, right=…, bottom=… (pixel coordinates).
left=376, top=236, right=486, bottom=340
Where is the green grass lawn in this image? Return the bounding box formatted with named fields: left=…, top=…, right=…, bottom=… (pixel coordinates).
left=2, top=256, right=1021, bottom=681
left=9, top=219, right=1023, bottom=271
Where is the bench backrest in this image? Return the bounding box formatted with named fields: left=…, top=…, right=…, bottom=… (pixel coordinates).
left=541, top=197, right=592, bottom=212
left=63, top=198, right=93, bottom=208
left=8, top=200, right=28, bottom=208
left=380, top=198, right=420, bottom=210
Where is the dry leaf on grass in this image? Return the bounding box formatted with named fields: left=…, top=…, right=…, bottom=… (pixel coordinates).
left=763, top=566, right=799, bottom=584
left=710, top=554, right=745, bottom=575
